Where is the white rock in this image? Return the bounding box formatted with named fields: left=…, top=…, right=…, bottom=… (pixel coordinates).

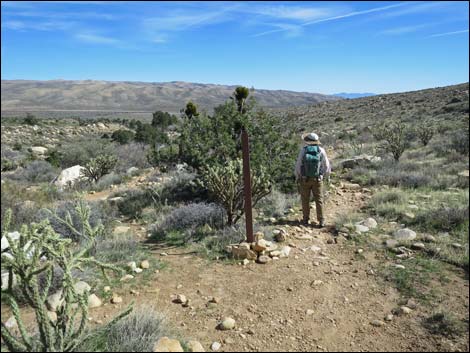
left=74, top=281, right=91, bottom=295
left=355, top=224, right=369, bottom=233
left=219, top=317, right=236, bottom=330
left=211, top=342, right=222, bottom=351
left=153, top=337, right=184, bottom=352
left=54, top=165, right=85, bottom=190
left=31, top=146, right=48, bottom=156
left=361, top=218, right=378, bottom=229
left=393, top=228, right=417, bottom=241
left=279, top=246, right=291, bottom=258
left=47, top=290, right=64, bottom=312
left=88, top=294, right=102, bottom=308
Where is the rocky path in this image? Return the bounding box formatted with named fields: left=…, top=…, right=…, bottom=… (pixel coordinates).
left=84, top=183, right=469, bottom=352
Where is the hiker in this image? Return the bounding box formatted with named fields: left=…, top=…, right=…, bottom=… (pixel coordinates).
left=295, top=132, right=331, bottom=227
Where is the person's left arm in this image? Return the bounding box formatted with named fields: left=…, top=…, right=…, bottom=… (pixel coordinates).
left=320, top=147, right=331, bottom=177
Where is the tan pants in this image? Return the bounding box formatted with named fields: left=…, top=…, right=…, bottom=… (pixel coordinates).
left=299, top=177, right=324, bottom=223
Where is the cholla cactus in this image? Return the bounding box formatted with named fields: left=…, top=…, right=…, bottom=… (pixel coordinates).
left=81, top=154, right=118, bottom=182
left=416, top=123, right=435, bottom=146
left=373, top=119, right=410, bottom=161
left=1, top=201, right=131, bottom=352
left=199, top=159, right=271, bottom=225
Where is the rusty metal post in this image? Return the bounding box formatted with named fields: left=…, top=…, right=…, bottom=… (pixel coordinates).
left=241, top=127, right=254, bottom=243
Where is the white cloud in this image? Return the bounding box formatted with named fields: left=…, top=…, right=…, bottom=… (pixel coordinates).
left=428, top=29, right=469, bottom=38
left=379, top=23, right=433, bottom=36
left=75, top=33, right=121, bottom=45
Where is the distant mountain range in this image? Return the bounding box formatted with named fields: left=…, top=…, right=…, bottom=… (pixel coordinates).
left=1, top=80, right=341, bottom=114
left=333, top=92, right=376, bottom=99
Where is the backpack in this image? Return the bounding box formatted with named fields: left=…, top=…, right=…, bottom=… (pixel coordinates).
left=301, top=145, right=322, bottom=177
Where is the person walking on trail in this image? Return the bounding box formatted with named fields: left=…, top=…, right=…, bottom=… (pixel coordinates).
left=294, top=132, right=331, bottom=227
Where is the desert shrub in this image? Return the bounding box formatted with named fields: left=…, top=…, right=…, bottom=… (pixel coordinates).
left=36, top=200, right=114, bottom=243
left=13, top=142, right=23, bottom=151
left=256, top=189, right=296, bottom=218
left=92, top=232, right=141, bottom=264
left=59, top=140, right=114, bottom=168
left=115, top=188, right=156, bottom=218
left=23, top=113, right=39, bottom=125
left=412, top=206, right=469, bottom=232
left=115, top=142, right=151, bottom=172
left=147, top=144, right=179, bottom=167
left=135, top=124, right=169, bottom=145
left=155, top=202, right=226, bottom=235
left=111, top=129, right=135, bottom=144
left=423, top=312, right=468, bottom=338
left=7, top=160, right=58, bottom=183
left=154, top=170, right=207, bottom=204
left=79, top=306, right=170, bottom=352
left=93, top=172, right=123, bottom=191
left=199, top=159, right=271, bottom=225
left=196, top=225, right=245, bottom=260
left=1, top=158, right=18, bottom=172
left=373, top=168, right=435, bottom=189
left=1, top=204, right=130, bottom=352
left=416, top=124, right=435, bottom=146
left=373, top=119, right=412, bottom=161
left=448, top=129, right=469, bottom=156
left=372, top=190, right=407, bottom=205
left=152, top=110, right=178, bottom=130
left=81, top=154, right=118, bottom=183
left=45, top=149, right=62, bottom=168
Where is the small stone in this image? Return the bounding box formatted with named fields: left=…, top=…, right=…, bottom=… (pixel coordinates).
left=127, top=261, right=137, bottom=271
left=355, top=224, right=369, bottom=233
left=371, top=320, right=385, bottom=327
left=356, top=248, right=364, bottom=254
left=384, top=314, right=394, bottom=322
left=120, top=274, right=134, bottom=282
left=187, top=340, right=205, bottom=352
left=400, top=306, right=413, bottom=315
left=88, top=294, right=102, bottom=308
left=306, top=309, right=315, bottom=316
left=160, top=252, right=168, bottom=257
left=385, top=239, right=399, bottom=249
left=103, top=286, right=111, bottom=292
left=218, top=317, right=236, bottom=330
left=312, top=280, right=323, bottom=286
left=209, top=296, right=220, bottom=304
left=47, top=311, right=58, bottom=322
left=4, top=316, right=17, bottom=329
left=111, top=296, right=123, bottom=304
left=211, top=342, right=222, bottom=351
left=74, top=281, right=91, bottom=295
left=393, top=264, right=406, bottom=270
left=451, top=243, right=463, bottom=249
left=141, top=260, right=150, bottom=269
left=411, top=242, right=425, bottom=251
left=47, top=290, right=64, bottom=312
left=224, top=337, right=234, bottom=345
left=361, top=218, right=378, bottom=229
left=423, top=234, right=436, bottom=243
left=257, top=255, right=270, bottom=264
left=153, top=337, right=184, bottom=352
left=134, top=268, right=143, bottom=273
left=242, top=259, right=250, bottom=266
left=393, top=228, right=417, bottom=241
left=174, top=294, right=187, bottom=304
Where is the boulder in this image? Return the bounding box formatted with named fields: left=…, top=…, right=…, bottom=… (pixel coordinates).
left=30, top=146, right=48, bottom=157
left=54, top=165, right=85, bottom=190
left=153, top=337, right=184, bottom=352
left=355, top=224, right=369, bottom=233
left=88, top=294, right=102, bottom=308
left=74, top=281, right=91, bottom=295
left=339, top=155, right=381, bottom=169
left=393, top=228, right=417, bottom=241
left=218, top=317, right=236, bottom=331
left=187, top=341, right=205, bottom=352
left=360, top=218, right=378, bottom=229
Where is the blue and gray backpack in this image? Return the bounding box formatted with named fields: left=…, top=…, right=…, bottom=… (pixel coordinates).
left=301, top=145, right=322, bottom=177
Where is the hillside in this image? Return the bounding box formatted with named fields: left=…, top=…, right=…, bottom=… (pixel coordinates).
left=275, top=82, right=469, bottom=133
left=0, top=80, right=340, bottom=115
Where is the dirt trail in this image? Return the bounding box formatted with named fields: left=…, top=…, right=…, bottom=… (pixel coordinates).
left=84, top=183, right=469, bottom=352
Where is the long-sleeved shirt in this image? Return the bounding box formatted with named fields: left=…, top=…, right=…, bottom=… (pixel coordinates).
left=294, top=145, right=331, bottom=179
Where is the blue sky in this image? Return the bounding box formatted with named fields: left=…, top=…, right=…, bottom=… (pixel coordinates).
left=1, top=1, right=469, bottom=94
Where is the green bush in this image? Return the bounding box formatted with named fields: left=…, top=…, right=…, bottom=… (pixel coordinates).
left=134, top=124, right=169, bottom=145
left=111, top=129, right=135, bottom=145
left=373, top=119, right=411, bottom=161
left=199, top=159, right=271, bottom=225
left=81, top=155, right=118, bottom=183
left=23, top=113, right=39, bottom=126
left=179, top=90, right=297, bottom=192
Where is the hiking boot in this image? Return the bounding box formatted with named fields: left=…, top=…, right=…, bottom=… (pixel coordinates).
left=301, top=219, right=310, bottom=226
left=318, top=220, right=325, bottom=228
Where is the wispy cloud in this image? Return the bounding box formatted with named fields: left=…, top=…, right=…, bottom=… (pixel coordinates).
left=428, top=29, right=469, bottom=38
left=1, top=19, right=75, bottom=31
left=253, top=2, right=410, bottom=37
left=244, top=5, right=335, bottom=21
left=75, top=33, right=121, bottom=45
left=379, top=23, right=434, bottom=36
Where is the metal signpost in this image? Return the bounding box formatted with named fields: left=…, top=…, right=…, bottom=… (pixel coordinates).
left=241, top=127, right=254, bottom=243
